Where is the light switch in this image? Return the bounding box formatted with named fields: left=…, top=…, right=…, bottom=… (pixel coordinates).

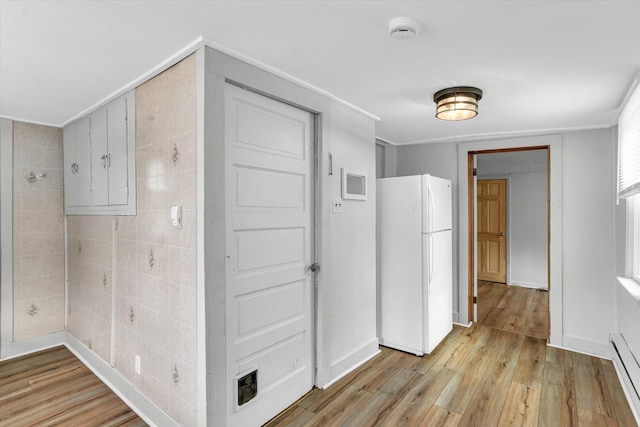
left=332, top=197, right=344, bottom=214
left=171, top=205, right=182, bottom=228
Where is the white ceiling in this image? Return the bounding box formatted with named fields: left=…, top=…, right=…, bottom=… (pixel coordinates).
left=1, top=1, right=639, bottom=145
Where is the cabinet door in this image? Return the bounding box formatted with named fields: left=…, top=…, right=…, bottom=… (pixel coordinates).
left=62, top=123, right=78, bottom=207
left=107, top=96, right=129, bottom=206
left=62, top=117, right=92, bottom=209
left=75, top=116, right=92, bottom=207
left=90, top=107, right=109, bottom=206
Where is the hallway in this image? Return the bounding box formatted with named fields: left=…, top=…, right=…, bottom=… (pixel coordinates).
left=477, top=280, right=549, bottom=340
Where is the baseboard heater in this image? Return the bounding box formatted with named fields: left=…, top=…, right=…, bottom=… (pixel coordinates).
left=610, top=333, right=640, bottom=416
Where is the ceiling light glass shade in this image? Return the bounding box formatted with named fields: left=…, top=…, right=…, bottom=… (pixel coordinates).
left=434, top=87, right=483, bottom=121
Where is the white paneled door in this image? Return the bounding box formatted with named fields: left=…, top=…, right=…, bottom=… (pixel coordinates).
left=225, top=84, right=315, bottom=426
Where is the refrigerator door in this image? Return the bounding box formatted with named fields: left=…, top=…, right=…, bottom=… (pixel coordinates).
left=423, top=175, right=452, bottom=233
left=377, top=176, right=424, bottom=355
left=423, top=229, right=453, bottom=354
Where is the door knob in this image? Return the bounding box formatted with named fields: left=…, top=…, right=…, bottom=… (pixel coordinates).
left=498, top=232, right=505, bottom=237
left=308, top=262, right=320, bottom=273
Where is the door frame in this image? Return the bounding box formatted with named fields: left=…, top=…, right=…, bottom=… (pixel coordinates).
left=457, top=135, right=562, bottom=347
left=469, top=147, right=548, bottom=323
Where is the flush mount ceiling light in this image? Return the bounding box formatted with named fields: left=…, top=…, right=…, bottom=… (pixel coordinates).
left=388, top=17, right=421, bottom=40
left=434, top=86, right=483, bottom=121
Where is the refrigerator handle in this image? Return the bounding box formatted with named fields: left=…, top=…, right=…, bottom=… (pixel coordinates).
left=428, top=234, right=433, bottom=294
left=428, top=187, right=434, bottom=232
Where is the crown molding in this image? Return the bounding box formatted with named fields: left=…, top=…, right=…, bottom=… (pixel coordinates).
left=396, top=124, right=614, bottom=147
left=55, top=35, right=380, bottom=129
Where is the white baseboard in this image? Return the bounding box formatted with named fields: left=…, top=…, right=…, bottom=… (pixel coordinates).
left=0, top=331, right=66, bottom=361
left=551, top=335, right=612, bottom=359
left=322, top=337, right=380, bottom=389
left=610, top=333, right=640, bottom=424
left=453, top=321, right=473, bottom=328
left=64, top=334, right=178, bottom=427
left=0, top=332, right=177, bottom=427
left=509, top=280, right=548, bottom=290
left=547, top=335, right=640, bottom=425
left=378, top=339, right=423, bottom=356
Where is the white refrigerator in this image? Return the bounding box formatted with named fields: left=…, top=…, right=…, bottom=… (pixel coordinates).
left=377, top=174, right=453, bottom=355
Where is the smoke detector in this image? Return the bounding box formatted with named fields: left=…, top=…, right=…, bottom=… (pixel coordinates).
left=388, top=17, right=421, bottom=40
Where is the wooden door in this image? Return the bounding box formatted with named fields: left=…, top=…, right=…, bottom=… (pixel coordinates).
left=225, top=84, right=314, bottom=426
left=477, top=179, right=506, bottom=283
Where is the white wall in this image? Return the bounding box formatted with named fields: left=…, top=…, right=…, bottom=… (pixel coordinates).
left=327, top=102, right=378, bottom=380
left=395, top=142, right=460, bottom=321
left=201, top=46, right=378, bottom=425
left=375, top=139, right=397, bottom=178
left=509, top=172, right=548, bottom=289
left=561, top=129, right=616, bottom=354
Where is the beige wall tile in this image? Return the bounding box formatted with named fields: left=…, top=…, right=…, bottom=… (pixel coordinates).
left=12, top=122, right=65, bottom=341
left=65, top=54, right=197, bottom=423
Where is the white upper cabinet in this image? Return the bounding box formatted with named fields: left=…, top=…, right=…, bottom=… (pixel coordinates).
left=106, top=96, right=129, bottom=206
left=63, top=91, right=136, bottom=215
left=63, top=116, right=92, bottom=207
left=90, top=105, right=109, bottom=207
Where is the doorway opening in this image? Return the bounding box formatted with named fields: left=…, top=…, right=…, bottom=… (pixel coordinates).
left=468, top=146, right=550, bottom=340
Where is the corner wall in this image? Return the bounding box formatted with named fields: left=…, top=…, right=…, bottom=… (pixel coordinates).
left=508, top=172, right=548, bottom=289
left=12, top=122, right=65, bottom=341
left=66, top=54, right=197, bottom=427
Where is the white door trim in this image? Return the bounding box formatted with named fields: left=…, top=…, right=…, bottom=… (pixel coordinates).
left=0, top=118, right=13, bottom=358
left=458, top=134, right=563, bottom=347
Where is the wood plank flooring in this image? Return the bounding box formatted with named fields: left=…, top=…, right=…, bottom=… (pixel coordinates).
left=0, top=346, right=146, bottom=427
left=265, top=291, right=636, bottom=426
left=478, top=280, right=550, bottom=339
left=1, top=286, right=635, bottom=427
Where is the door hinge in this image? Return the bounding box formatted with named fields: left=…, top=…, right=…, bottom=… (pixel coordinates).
left=472, top=168, right=477, bottom=176
left=473, top=296, right=477, bottom=304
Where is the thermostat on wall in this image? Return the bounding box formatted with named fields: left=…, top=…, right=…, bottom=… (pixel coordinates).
left=342, top=168, right=367, bottom=200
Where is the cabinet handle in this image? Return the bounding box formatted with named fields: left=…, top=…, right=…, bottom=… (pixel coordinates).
left=71, top=163, right=79, bottom=174
left=101, top=154, right=112, bottom=168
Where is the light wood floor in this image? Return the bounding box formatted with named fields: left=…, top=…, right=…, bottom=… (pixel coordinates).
left=0, top=346, right=146, bottom=427
left=478, top=280, right=550, bottom=339
left=265, top=307, right=635, bottom=426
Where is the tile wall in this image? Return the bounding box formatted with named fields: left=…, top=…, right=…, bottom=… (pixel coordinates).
left=66, top=54, right=197, bottom=426
left=66, top=215, right=114, bottom=362
left=13, top=122, right=65, bottom=341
